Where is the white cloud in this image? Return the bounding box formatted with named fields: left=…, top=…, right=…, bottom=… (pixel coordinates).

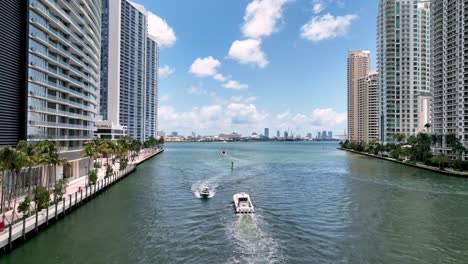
left=230, top=96, right=257, bottom=103
left=187, top=86, right=207, bottom=95
left=301, top=13, right=357, bottom=42
left=213, top=74, right=226, bottom=82
left=227, top=103, right=268, bottom=125
left=224, top=80, right=249, bottom=90
left=313, top=2, right=325, bottom=14
left=228, top=39, right=268, bottom=68
left=242, top=0, right=289, bottom=39
left=159, top=65, right=175, bottom=78
left=147, top=12, right=176, bottom=47
left=160, top=94, right=171, bottom=102
left=189, top=56, right=221, bottom=77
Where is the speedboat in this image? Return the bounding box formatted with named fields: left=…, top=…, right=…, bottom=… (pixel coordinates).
left=200, top=187, right=211, bottom=198
left=233, top=192, right=255, bottom=214
left=220, top=150, right=226, bottom=156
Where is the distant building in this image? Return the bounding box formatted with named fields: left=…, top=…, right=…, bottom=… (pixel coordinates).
left=218, top=133, right=241, bottom=141
left=328, top=131, right=333, bottom=139
left=264, top=128, right=269, bottom=138
left=171, top=132, right=178, bottom=137
left=284, top=131, right=288, bottom=139
left=347, top=50, right=371, bottom=142
left=307, top=133, right=312, bottom=139
left=191, top=132, right=196, bottom=138
left=277, top=130, right=280, bottom=138
left=322, top=131, right=327, bottom=140
left=317, top=132, right=321, bottom=140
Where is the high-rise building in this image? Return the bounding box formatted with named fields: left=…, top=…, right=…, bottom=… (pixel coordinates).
left=101, top=0, right=159, bottom=141
left=0, top=1, right=28, bottom=146
left=145, top=38, right=159, bottom=139
left=284, top=131, right=288, bottom=139
left=307, top=133, right=312, bottom=138
left=431, top=0, right=467, bottom=157
left=264, top=128, right=269, bottom=138
left=27, top=0, right=102, bottom=180
left=328, top=131, right=333, bottom=139
left=317, top=132, right=321, bottom=140
left=367, top=71, right=380, bottom=141
left=348, top=51, right=371, bottom=142
left=322, top=130, right=327, bottom=140
left=378, top=0, right=431, bottom=143
left=277, top=130, right=280, bottom=138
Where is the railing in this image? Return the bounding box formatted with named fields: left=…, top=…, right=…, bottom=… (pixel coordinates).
left=0, top=165, right=136, bottom=251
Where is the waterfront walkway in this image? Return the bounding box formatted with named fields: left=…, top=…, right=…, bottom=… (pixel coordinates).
left=0, top=147, right=164, bottom=252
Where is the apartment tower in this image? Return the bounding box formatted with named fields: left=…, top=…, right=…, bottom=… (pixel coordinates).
left=431, top=0, right=468, bottom=158
left=347, top=51, right=370, bottom=142
left=27, top=0, right=101, bottom=180
left=101, top=0, right=159, bottom=142
left=377, top=0, right=431, bottom=143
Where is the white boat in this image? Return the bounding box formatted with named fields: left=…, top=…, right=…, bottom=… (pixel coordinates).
left=233, top=193, right=255, bottom=214
left=200, top=187, right=211, bottom=198
left=220, top=150, right=226, bottom=156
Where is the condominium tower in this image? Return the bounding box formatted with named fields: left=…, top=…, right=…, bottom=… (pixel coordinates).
left=27, top=0, right=102, bottom=179
left=347, top=51, right=371, bottom=142
left=431, top=0, right=468, bottom=158
left=377, top=0, right=431, bottom=143
left=101, top=0, right=159, bottom=141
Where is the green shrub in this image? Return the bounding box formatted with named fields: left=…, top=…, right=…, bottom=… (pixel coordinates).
left=18, top=196, right=31, bottom=216
left=120, top=160, right=128, bottom=171
left=34, top=187, right=50, bottom=210
left=93, top=162, right=102, bottom=169
left=88, top=169, right=98, bottom=185
left=105, top=166, right=114, bottom=178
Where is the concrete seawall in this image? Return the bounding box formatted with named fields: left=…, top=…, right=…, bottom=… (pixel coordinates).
left=339, top=148, right=468, bottom=178
left=0, top=149, right=164, bottom=254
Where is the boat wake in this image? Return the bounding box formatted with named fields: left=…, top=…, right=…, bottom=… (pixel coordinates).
left=191, top=179, right=218, bottom=198
left=227, top=214, right=283, bottom=264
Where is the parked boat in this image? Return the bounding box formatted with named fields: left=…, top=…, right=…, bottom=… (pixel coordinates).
left=233, top=192, right=255, bottom=214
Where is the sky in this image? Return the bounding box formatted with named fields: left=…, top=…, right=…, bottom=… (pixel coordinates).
left=134, top=0, right=379, bottom=137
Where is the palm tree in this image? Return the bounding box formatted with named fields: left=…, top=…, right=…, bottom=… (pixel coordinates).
left=35, top=140, right=65, bottom=204
left=81, top=142, right=97, bottom=186
left=392, top=133, right=406, bottom=144
left=424, top=123, right=431, bottom=132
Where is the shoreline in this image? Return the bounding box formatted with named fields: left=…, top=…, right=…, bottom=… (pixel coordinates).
left=0, top=148, right=164, bottom=254
left=338, top=148, right=468, bottom=178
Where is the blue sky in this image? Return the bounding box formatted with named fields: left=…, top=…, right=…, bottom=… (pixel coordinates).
left=134, top=0, right=379, bottom=137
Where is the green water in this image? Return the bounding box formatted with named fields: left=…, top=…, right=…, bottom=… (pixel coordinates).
left=4, top=142, right=468, bottom=263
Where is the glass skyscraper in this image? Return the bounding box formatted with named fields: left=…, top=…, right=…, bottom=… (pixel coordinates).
left=377, top=0, right=431, bottom=143
left=27, top=0, right=102, bottom=179
left=101, top=0, right=159, bottom=141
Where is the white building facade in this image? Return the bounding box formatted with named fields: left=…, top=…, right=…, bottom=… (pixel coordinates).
left=377, top=0, right=431, bottom=143
left=27, top=0, right=102, bottom=180
left=431, top=0, right=468, bottom=158
left=101, top=0, right=159, bottom=142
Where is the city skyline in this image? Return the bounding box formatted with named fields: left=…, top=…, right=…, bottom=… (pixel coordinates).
left=133, top=0, right=379, bottom=136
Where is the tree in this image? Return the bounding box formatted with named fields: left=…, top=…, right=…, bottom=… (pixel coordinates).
left=82, top=142, right=97, bottom=179
left=431, top=155, right=449, bottom=170
left=392, top=133, right=406, bottom=144
left=17, top=196, right=31, bottom=218
left=53, top=179, right=68, bottom=201
left=34, top=186, right=50, bottom=211
left=88, top=169, right=97, bottom=185
left=424, top=123, right=431, bottom=132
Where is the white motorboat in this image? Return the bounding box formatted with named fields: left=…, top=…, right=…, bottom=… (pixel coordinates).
left=233, top=193, right=255, bottom=214
left=220, top=150, right=226, bottom=156
left=200, top=187, right=211, bottom=198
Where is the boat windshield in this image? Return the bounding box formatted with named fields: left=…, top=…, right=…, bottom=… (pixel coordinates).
left=239, top=197, right=248, bottom=202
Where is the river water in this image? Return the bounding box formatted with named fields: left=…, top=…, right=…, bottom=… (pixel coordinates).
left=4, top=142, right=468, bottom=264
